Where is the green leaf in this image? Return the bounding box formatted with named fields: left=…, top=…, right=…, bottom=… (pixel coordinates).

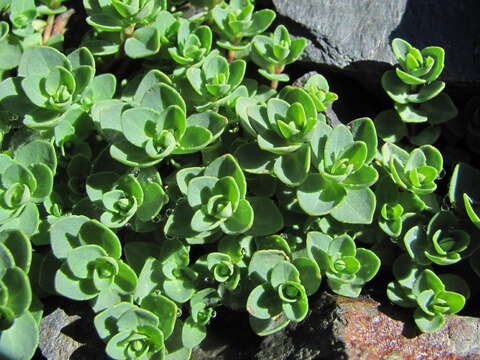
left=0, top=231, right=31, bottom=272
left=324, top=125, right=354, bottom=168
left=246, top=196, right=284, bottom=236
left=221, top=198, right=254, bottom=234
left=246, top=283, right=281, bottom=319
left=297, top=174, right=346, bottom=215
left=234, top=142, right=276, bottom=174
left=175, top=126, right=212, bottom=154
left=18, top=46, right=70, bottom=77
left=182, top=316, right=206, bottom=349
left=3, top=267, right=31, bottom=316
left=374, top=109, right=407, bottom=143
left=68, top=47, right=95, bottom=69
left=134, top=258, right=161, bottom=302
left=381, top=70, right=409, bottom=104
left=50, top=216, right=89, bottom=259
left=412, top=269, right=445, bottom=297
left=421, top=46, right=444, bottom=82
left=449, top=162, right=480, bottom=212
left=94, top=302, right=134, bottom=340
left=0, top=202, right=39, bottom=237
left=414, top=308, right=445, bottom=333
left=114, top=261, right=138, bottom=294
left=249, top=313, right=289, bottom=336
left=0, top=36, right=22, bottom=72
left=15, top=140, right=57, bottom=172
left=281, top=290, right=308, bottom=321
left=163, top=277, right=196, bottom=303
left=29, top=163, right=53, bottom=200
left=349, top=117, right=377, bottom=163
left=141, top=294, right=177, bottom=339
left=79, top=220, right=122, bottom=259
left=270, top=261, right=300, bottom=288
left=66, top=244, right=107, bottom=279
left=125, top=26, right=161, bottom=58
left=353, top=248, right=381, bottom=284
left=205, top=154, right=246, bottom=198
left=330, top=188, right=376, bottom=224
left=292, top=257, right=321, bottom=296
left=0, top=312, right=39, bottom=360
left=139, top=83, right=186, bottom=114
left=248, top=250, right=288, bottom=284
left=55, top=263, right=98, bottom=300
left=273, top=143, right=310, bottom=186
left=136, top=182, right=167, bottom=222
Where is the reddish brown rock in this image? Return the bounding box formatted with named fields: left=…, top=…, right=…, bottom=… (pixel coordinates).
left=331, top=295, right=480, bottom=360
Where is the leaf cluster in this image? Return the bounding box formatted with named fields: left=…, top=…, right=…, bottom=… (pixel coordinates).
left=0, top=2, right=477, bottom=360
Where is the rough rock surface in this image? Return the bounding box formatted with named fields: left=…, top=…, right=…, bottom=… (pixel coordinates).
left=38, top=299, right=108, bottom=360
left=192, top=294, right=480, bottom=360
left=270, top=0, right=480, bottom=90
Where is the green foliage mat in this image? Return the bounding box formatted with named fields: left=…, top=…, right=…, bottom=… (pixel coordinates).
left=0, top=0, right=477, bottom=359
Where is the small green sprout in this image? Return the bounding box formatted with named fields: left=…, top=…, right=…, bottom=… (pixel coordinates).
left=377, top=38, right=457, bottom=145
left=307, top=232, right=380, bottom=297
left=250, top=25, right=307, bottom=87
left=403, top=211, right=470, bottom=266
left=211, top=0, right=275, bottom=56
left=246, top=250, right=319, bottom=335
left=184, top=52, right=246, bottom=110
left=303, top=74, right=338, bottom=112
left=381, top=142, right=443, bottom=195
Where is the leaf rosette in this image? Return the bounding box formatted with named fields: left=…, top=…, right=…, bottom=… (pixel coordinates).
left=234, top=87, right=319, bottom=186
left=412, top=270, right=467, bottom=333
left=51, top=217, right=137, bottom=310
left=84, top=0, right=166, bottom=31
left=165, top=154, right=254, bottom=239
left=168, top=19, right=212, bottom=68
left=403, top=211, right=470, bottom=266
left=86, top=172, right=144, bottom=228
left=246, top=250, right=320, bottom=335
left=297, top=118, right=378, bottom=223
left=381, top=142, right=443, bottom=195
left=307, top=232, right=380, bottom=297
left=94, top=301, right=175, bottom=360
left=212, top=0, right=275, bottom=51
left=303, top=74, right=338, bottom=112
left=100, top=71, right=227, bottom=165
left=0, top=140, right=56, bottom=224
left=250, top=25, right=307, bottom=83
left=185, top=52, right=246, bottom=110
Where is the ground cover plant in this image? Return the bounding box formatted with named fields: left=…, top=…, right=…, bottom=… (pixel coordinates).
left=0, top=1, right=478, bottom=359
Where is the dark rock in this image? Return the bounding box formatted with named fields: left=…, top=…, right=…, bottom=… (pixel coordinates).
left=271, top=0, right=480, bottom=95
left=292, top=71, right=388, bottom=126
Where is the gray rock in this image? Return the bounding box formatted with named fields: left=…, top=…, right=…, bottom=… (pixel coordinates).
left=38, top=300, right=108, bottom=360
left=39, top=308, right=82, bottom=359
left=272, top=0, right=480, bottom=90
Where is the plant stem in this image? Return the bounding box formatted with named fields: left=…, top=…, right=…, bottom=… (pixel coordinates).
left=227, top=49, right=236, bottom=63
left=270, top=64, right=285, bottom=90
left=52, top=8, right=75, bottom=37
left=42, top=14, right=55, bottom=45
